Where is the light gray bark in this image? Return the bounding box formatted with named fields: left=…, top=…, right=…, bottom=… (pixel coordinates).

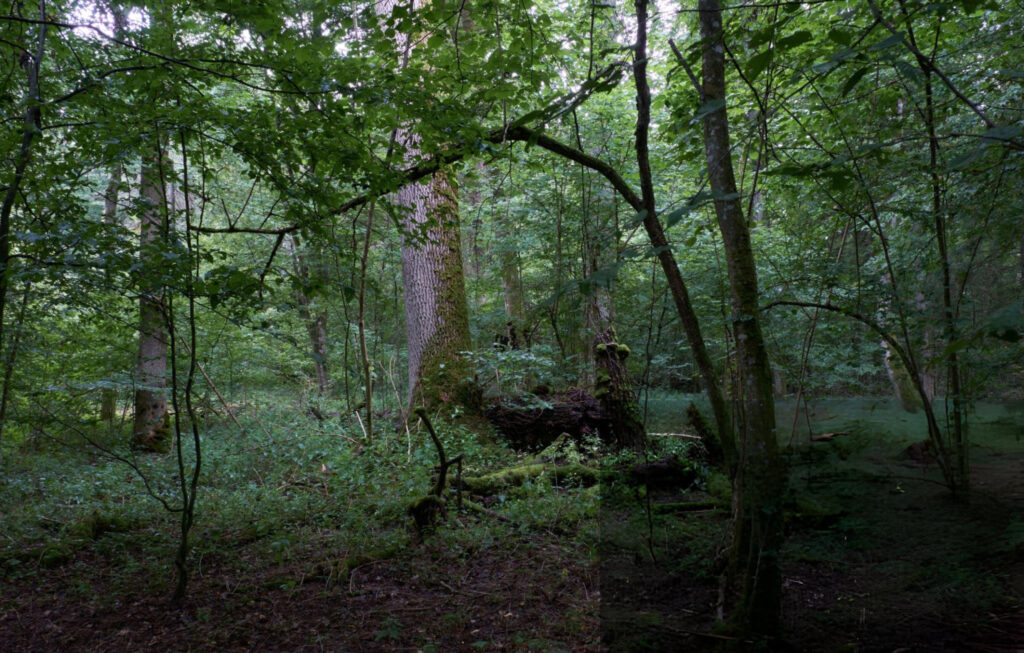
left=132, top=149, right=170, bottom=451
left=378, top=0, right=479, bottom=413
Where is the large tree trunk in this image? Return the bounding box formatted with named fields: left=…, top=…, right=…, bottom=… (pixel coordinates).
left=396, top=170, right=480, bottom=414
left=377, top=0, right=481, bottom=416
left=132, top=149, right=171, bottom=452
left=698, top=0, right=785, bottom=637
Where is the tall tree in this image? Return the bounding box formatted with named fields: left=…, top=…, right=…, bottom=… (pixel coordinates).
left=132, top=146, right=171, bottom=452
left=696, top=0, right=784, bottom=635
left=288, top=235, right=330, bottom=396
left=379, top=0, right=481, bottom=416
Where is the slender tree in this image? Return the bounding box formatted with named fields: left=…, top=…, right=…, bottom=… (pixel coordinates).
left=132, top=146, right=171, bottom=452
left=696, top=0, right=784, bottom=635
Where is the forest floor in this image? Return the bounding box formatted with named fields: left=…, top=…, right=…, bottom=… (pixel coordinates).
left=0, top=396, right=1022, bottom=651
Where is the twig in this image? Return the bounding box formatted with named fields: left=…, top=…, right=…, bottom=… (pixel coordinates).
left=176, top=337, right=242, bottom=431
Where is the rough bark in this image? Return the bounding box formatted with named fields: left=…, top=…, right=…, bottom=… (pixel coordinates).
left=132, top=149, right=171, bottom=452
left=698, top=0, right=784, bottom=636
left=594, top=338, right=646, bottom=451
left=378, top=0, right=481, bottom=416
left=396, top=170, right=480, bottom=413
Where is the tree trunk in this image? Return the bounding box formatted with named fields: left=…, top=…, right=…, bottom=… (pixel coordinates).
left=396, top=170, right=480, bottom=414
left=132, top=148, right=171, bottom=452
left=594, top=334, right=646, bottom=451
left=100, top=164, right=123, bottom=423
left=629, top=1, right=737, bottom=472
left=698, top=0, right=784, bottom=636
left=0, top=9, right=46, bottom=378
left=377, top=0, right=481, bottom=416
left=289, top=236, right=330, bottom=395
left=883, top=338, right=921, bottom=412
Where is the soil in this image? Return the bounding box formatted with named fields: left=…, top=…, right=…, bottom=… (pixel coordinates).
left=0, top=527, right=600, bottom=651
left=2, top=400, right=1022, bottom=652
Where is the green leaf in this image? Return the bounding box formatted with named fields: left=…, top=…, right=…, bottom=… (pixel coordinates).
left=691, top=98, right=726, bottom=124
left=745, top=50, right=774, bottom=83
left=841, top=66, right=870, bottom=97
left=869, top=33, right=905, bottom=51
left=776, top=30, right=813, bottom=51
left=980, top=125, right=1024, bottom=143
left=828, top=28, right=853, bottom=46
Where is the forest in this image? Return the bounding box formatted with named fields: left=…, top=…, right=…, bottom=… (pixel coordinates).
left=1, top=0, right=1022, bottom=650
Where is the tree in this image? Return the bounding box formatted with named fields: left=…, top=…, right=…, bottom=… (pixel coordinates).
left=132, top=146, right=171, bottom=452
left=378, top=0, right=481, bottom=417
left=288, top=235, right=330, bottom=396
left=695, top=0, right=784, bottom=635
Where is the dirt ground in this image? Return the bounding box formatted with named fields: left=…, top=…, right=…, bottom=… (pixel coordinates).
left=2, top=417, right=1022, bottom=651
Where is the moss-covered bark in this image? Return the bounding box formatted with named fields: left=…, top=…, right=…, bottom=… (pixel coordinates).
left=594, top=339, right=646, bottom=451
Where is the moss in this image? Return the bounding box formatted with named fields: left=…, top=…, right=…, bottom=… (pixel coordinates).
left=316, top=543, right=405, bottom=584
left=408, top=494, right=446, bottom=533
left=65, top=510, right=132, bottom=540
left=706, top=470, right=732, bottom=505
left=40, top=545, right=73, bottom=568
left=461, top=463, right=603, bottom=495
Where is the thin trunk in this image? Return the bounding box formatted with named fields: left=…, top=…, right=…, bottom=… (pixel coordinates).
left=132, top=147, right=171, bottom=452
left=289, top=237, right=330, bottom=395
left=357, top=203, right=376, bottom=440
left=0, top=3, right=46, bottom=366
left=632, top=0, right=736, bottom=469
left=899, top=0, right=967, bottom=490
left=920, top=22, right=966, bottom=491
left=101, top=164, right=123, bottom=422
left=0, top=284, right=31, bottom=447
left=698, top=0, right=784, bottom=636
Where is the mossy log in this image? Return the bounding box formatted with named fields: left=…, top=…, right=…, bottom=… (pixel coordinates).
left=460, top=463, right=603, bottom=495
left=629, top=455, right=698, bottom=489
left=314, top=543, right=404, bottom=584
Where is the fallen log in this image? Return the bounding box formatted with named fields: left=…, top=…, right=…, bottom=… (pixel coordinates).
left=651, top=500, right=720, bottom=513
left=486, top=389, right=604, bottom=451
left=810, top=431, right=851, bottom=443
left=460, top=463, right=603, bottom=495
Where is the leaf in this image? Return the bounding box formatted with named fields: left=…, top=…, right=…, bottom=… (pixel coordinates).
left=691, top=98, right=726, bottom=124
left=980, top=125, right=1024, bottom=143
left=745, top=50, right=774, bottom=83
left=869, top=33, right=905, bottom=51
left=828, top=28, right=853, bottom=46
left=841, top=66, right=870, bottom=97
left=776, top=30, right=813, bottom=51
